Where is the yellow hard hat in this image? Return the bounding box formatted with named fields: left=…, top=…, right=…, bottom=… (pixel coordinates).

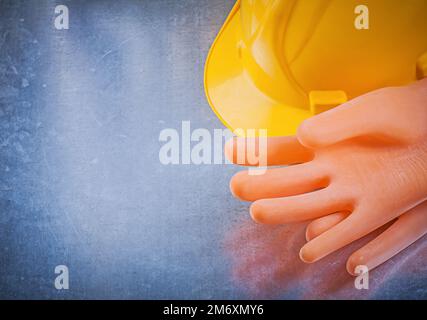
left=204, top=0, right=427, bottom=136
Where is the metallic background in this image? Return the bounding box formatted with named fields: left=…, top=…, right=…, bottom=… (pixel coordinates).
left=0, top=0, right=426, bottom=299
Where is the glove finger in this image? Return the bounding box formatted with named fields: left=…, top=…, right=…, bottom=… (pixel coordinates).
left=305, top=212, right=350, bottom=241
left=225, top=136, right=313, bottom=166
left=297, top=88, right=400, bottom=149
left=250, top=188, right=352, bottom=225
left=346, top=201, right=427, bottom=275
left=230, top=163, right=328, bottom=201
left=300, top=206, right=401, bottom=263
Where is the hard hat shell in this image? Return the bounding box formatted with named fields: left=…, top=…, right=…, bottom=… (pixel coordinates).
left=204, top=0, right=427, bottom=136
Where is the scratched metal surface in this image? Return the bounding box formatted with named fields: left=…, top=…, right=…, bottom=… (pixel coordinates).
left=0, top=0, right=426, bottom=299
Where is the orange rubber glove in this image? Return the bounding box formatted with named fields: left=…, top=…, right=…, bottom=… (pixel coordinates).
left=226, top=79, right=427, bottom=275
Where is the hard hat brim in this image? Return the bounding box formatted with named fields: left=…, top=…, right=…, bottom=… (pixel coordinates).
left=204, top=1, right=311, bottom=137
